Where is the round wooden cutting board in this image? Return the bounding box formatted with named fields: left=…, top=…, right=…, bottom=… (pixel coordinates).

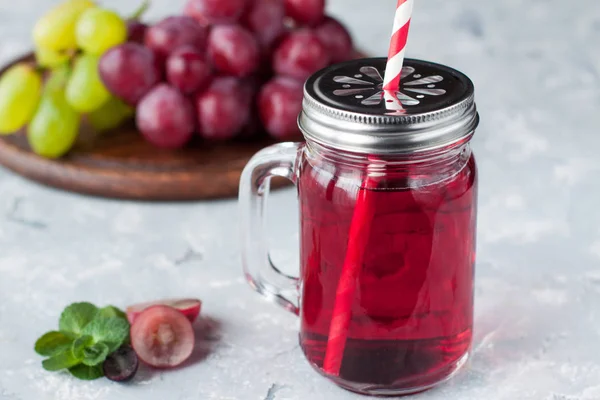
left=0, top=126, right=283, bottom=201
left=0, top=53, right=287, bottom=201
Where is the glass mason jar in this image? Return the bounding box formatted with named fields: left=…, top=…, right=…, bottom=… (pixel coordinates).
left=240, top=58, right=479, bottom=396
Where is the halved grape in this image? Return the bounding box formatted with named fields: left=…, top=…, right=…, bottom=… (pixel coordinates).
left=126, top=299, right=202, bottom=324
left=184, top=0, right=248, bottom=25
left=144, top=16, right=208, bottom=60
left=0, top=64, right=43, bottom=134
left=207, top=25, right=260, bottom=78
left=130, top=306, right=195, bottom=368
left=259, top=76, right=303, bottom=139
left=76, top=8, right=127, bottom=55
left=28, top=84, right=80, bottom=158
left=99, top=43, right=162, bottom=105
left=103, top=346, right=139, bottom=382
left=33, top=0, right=95, bottom=51
left=136, top=84, right=195, bottom=149
left=66, top=54, right=110, bottom=113
left=166, top=46, right=212, bottom=94
left=196, top=77, right=253, bottom=140
left=284, top=0, right=325, bottom=26
left=315, top=17, right=354, bottom=63
left=273, top=30, right=330, bottom=80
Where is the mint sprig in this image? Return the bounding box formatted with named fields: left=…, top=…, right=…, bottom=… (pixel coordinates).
left=69, top=364, right=105, bottom=381
left=35, top=302, right=130, bottom=380
left=34, top=331, right=72, bottom=356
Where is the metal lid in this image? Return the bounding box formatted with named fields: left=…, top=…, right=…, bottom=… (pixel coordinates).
left=298, top=57, right=479, bottom=155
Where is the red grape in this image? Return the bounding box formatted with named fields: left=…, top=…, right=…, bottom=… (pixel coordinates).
left=273, top=30, right=330, bottom=80
left=99, top=43, right=161, bottom=105
left=207, top=25, right=260, bottom=78
left=130, top=306, right=195, bottom=368
left=136, top=84, right=195, bottom=149
left=145, top=16, right=208, bottom=59
left=127, top=20, right=147, bottom=44
left=103, top=346, right=139, bottom=382
left=127, top=299, right=202, bottom=324
left=166, top=46, right=212, bottom=94
left=242, top=0, right=285, bottom=49
left=315, top=17, right=354, bottom=63
left=285, top=0, right=325, bottom=26
left=184, top=0, right=249, bottom=25
left=259, top=76, right=303, bottom=139
left=196, top=77, right=253, bottom=140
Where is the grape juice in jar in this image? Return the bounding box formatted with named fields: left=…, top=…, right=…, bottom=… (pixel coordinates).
left=299, top=145, right=477, bottom=391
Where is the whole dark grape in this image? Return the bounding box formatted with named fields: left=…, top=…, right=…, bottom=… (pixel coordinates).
left=273, top=30, right=330, bottom=81
left=145, top=16, right=208, bottom=60
left=99, top=43, right=162, bottom=105
left=259, top=76, right=304, bottom=139
left=126, top=20, right=147, bottom=44
left=242, top=0, right=285, bottom=49
left=207, top=25, right=260, bottom=78
left=103, top=346, right=139, bottom=382
left=196, top=77, right=253, bottom=140
left=285, top=0, right=325, bottom=26
left=166, top=46, right=212, bottom=94
left=315, top=17, right=354, bottom=63
left=184, top=0, right=249, bottom=25
left=136, top=84, right=196, bottom=149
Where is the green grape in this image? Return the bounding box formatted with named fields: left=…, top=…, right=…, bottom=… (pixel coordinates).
left=28, top=79, right=80, bottom=159
left=33, top=0, right=96, bottom=51
left=66, top=54, right=110, bottom=113
left=35, top=47, right=69, bottom=68
left=0, top=63, right=43, bottom=134
left=46, top=64, right=71, bottom=92
left=89, top=96, right=133, bottom=132
left=76, top=8, right=127, bottom=55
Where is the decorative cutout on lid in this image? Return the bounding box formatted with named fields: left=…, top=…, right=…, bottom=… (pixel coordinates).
left=332, top=65, right=447, bottom=108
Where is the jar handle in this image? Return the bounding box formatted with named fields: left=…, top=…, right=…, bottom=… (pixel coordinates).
left=239, top=142, right=304, bottom=315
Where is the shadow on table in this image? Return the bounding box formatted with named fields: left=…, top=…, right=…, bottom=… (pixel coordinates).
left=188, top=315, right=224, bottom=365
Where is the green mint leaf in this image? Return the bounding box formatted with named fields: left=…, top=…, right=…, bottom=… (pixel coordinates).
left=59, top=302, right=99, bottom=338
left=69, top=364, right=104, bottom=380
left=98, top=306, right=127, bottom=321
left=72, top=335, right=94, bottom=360
left=82, top=342, right=109, bottom=366
left=82, top=316, right=130, bottom=353
left=35, top=331, right=73, bottom=357
left=42, top=348, right=81, bottom=372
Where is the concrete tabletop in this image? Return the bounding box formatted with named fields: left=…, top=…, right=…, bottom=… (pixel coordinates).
left=1, top=0, right=599, bottom=399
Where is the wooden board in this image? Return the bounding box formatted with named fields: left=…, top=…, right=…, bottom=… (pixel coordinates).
left=0, top=126, right=284, bottom=201
left=0, top=53, right=289, bottom=201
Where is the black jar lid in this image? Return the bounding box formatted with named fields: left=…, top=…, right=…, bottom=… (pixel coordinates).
left=299, top=57, right=479, bottom=155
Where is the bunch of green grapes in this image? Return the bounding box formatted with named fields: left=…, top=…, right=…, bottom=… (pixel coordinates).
left=0, top=0, right=132, bottom=158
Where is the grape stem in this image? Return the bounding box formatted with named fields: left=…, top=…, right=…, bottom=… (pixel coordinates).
left=130, top=0, right=151, bottom=20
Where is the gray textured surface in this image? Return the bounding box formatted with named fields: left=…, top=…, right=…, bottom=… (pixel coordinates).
left=1, top=0, right=600, bottom=399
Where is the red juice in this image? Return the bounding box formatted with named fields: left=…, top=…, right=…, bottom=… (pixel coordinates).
left=298, top=149, right=477, bottom=393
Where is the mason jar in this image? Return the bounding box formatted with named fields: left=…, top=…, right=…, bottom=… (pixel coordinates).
left=240, top=57, right=479, bottom=396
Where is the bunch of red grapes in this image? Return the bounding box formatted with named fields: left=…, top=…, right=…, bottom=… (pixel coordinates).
left=99, top=0, right=354, bottom=148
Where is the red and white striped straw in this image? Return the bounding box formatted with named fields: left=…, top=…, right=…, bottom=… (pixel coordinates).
left=383, top=0, right=415, bottom=92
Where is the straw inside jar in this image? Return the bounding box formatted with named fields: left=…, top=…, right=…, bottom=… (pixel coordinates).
left=322, top=0, right=414, bottom=377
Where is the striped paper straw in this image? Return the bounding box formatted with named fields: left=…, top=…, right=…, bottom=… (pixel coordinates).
left=383, top=0, right=415, bottom=92
left=322, top=0, right=416, bottom=377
